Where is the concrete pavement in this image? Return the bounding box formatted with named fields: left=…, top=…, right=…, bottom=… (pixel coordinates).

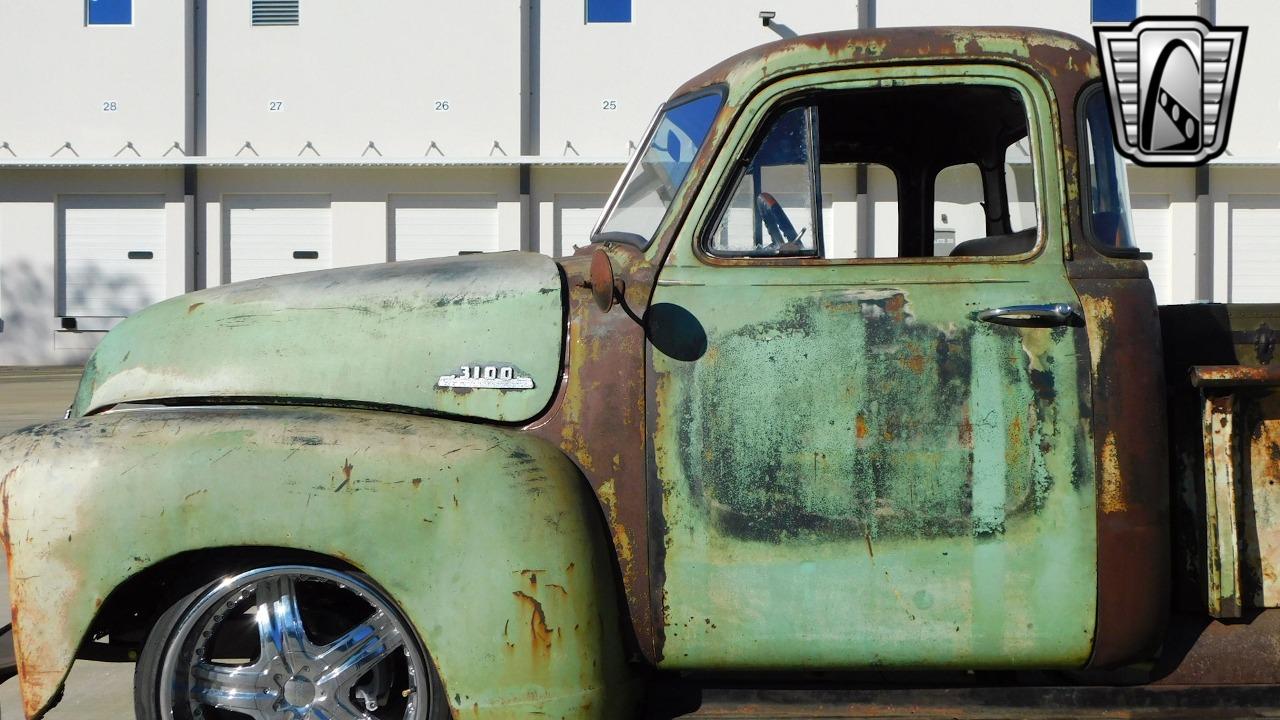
left=0, top=367, right=136, bottom=719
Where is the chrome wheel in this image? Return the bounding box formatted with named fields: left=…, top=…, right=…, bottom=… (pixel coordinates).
left=155, top=566, right=431, bottom=720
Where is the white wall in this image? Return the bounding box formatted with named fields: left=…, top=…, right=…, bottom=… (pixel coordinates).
left=197, top=167, right=522, bottom=286
left=0, top=0, right=189, bottom=159
left=204, top=2, right=523, bottom=158
left=532, top=167, right=620, bottom=255
left=537, top=0, right=860, bottom=158
left=0, top=169, right=185, bottom=365
left=1217, top=1, right=1280, bottom=160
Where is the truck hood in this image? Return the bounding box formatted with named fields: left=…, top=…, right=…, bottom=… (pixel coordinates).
left=72, top=252, right=565, bottom=423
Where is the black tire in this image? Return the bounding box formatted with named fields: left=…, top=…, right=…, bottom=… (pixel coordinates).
left=134, top=565, right=449, bottom=720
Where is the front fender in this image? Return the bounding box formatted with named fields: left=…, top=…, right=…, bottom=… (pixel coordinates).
left=0, top=406, right=636, bottom=718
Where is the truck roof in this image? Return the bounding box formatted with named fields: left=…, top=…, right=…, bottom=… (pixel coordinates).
left=671, top=26, right=1101, bottom=105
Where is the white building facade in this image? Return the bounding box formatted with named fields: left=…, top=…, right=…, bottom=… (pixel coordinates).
left=0, top=0, right=1275, bottom=365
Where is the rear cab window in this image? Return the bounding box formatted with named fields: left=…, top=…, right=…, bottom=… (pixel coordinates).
left=1081, top=85, right=1140, bottom=255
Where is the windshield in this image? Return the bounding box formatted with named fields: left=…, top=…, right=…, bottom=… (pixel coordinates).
left=595, top=92, right=724, bottom=247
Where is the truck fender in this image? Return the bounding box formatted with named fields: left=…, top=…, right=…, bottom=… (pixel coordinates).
left=0, top=406, right=637, bottom=718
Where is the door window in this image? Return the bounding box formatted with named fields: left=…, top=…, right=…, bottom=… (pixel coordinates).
left=704, top=83, right=1040, bottom=261
left=710, top=107, right=818, bottom=257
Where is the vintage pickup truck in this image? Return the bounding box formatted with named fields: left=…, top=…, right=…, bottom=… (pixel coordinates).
left=2, top=25, right=1279, bottom=720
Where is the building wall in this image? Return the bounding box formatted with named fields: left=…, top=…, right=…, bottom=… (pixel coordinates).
left=204, top=2, right=523, bottom=158
left=197, top=167, right=523, bottom=284
left=0, top=0, right=189, bottom=159
left=0, top=169, right=185, bottom=365
left=531, top=167, right=620, bottom=256
left=0, top=0, right=1278, bottom=365
left=1216, top=2, right=1279, bottom=161
left=537, top=0, right=860, bottom=158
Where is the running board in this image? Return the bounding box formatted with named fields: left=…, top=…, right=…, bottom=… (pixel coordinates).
left=653, top=685, right=1280, bottom=719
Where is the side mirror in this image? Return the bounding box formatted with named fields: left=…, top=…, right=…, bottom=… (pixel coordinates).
left=590, top=247, right=624, bottom=312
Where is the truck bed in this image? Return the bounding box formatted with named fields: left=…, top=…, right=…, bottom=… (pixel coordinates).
left=1160, top=303, right=1280, bottom=617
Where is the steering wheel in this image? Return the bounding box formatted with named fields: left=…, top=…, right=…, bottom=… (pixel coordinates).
left=755, top=192, right=806, bottom=254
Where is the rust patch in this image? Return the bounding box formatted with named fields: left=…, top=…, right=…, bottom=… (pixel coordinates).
left=525, top=246, right=657, bottom=661
left=1080, top=282, right=1169, bottom=668
left=512, top=590, right=555, bottom=654
left=1191, top=364, right=1280, bottom=388
left=902, top=350, right=926, bottom=374
left=1099, top=433, right=1127, bottom=514
left=597, top=480, right=634, bottom=568
left=334, top=459, right=354, bottom=492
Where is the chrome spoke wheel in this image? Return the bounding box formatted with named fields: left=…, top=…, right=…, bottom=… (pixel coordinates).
left=155, top=566, right=431, bottom=720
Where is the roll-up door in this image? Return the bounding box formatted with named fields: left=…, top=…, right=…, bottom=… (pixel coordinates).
left=60, top=195, right=166, bottom=318
left=1131, top=194, right=1173, bottom=305
left=555, top=194, right=609, bottom=255
left=391, top=194, right=499, bottom=260
left=1229, top=195, right=1280, bottom=303
left=225, top=195, right=331, bottom=283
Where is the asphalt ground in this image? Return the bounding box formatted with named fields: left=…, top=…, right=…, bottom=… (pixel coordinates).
left=0, top=367, right=136, bottom=719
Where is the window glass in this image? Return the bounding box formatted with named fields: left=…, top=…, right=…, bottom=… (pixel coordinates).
left=704, top=82, right=1038, bottom=262
left=710, top=107, right=817, bottom=257
left=1082, top=87, right=1139, bottom=252
left=596, top=92, right=722, bottom=247
left=586, top=0, right=631, bottom=23
left=87, top=0, right=132, bottom=25
left=863, top=164, right=900, bottom=259
left=934, top=163, right=984, bottom=256
left=1004, top=139, right=1037, bottom=233
left=1091, top=0, right=1136, bottom=23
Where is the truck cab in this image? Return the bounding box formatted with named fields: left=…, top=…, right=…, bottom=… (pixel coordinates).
left=577, top=26, right=1167, bottom=672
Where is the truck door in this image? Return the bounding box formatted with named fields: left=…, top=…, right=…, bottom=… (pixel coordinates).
left=647, top=68, right=1099, bottom=669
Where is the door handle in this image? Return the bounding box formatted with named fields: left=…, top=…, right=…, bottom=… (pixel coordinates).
left=976, top=303, right=1080, bottom=328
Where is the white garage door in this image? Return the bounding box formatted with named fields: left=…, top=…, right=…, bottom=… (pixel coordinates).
left=1230, top=195, right=1280, bottom=303
left=225, top=195, right=332, bottom=283
left=1130, top=194, right=1173, bottom=305
left=60, top=195, right=166, bottom=318
left=392, top=194, right=499, bottom=260
left=555, top=194, right=608, bottom=256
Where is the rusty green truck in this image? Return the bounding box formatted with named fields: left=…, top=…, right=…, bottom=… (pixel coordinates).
left=2, top=26, right=1279, bottom=720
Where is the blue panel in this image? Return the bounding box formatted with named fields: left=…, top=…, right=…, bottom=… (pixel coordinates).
left=1092, top=0, right=1136, bottom=23
left=586, top=0, right=630, bottom=23
left=87, top=0, right=132, bottom=25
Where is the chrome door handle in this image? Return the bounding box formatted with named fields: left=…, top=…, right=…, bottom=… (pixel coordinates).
left=976, top=303, right=1080, bottom=328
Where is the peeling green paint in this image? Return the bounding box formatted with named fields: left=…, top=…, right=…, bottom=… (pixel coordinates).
left=73, top=252, right=565, bottom=423
left=647, top=61, right=1096, bottom=670
left=0, top=407, right=636, bottom=717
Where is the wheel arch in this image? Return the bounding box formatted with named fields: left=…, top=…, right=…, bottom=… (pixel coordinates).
left=83, top=545, right=360, bottom=661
